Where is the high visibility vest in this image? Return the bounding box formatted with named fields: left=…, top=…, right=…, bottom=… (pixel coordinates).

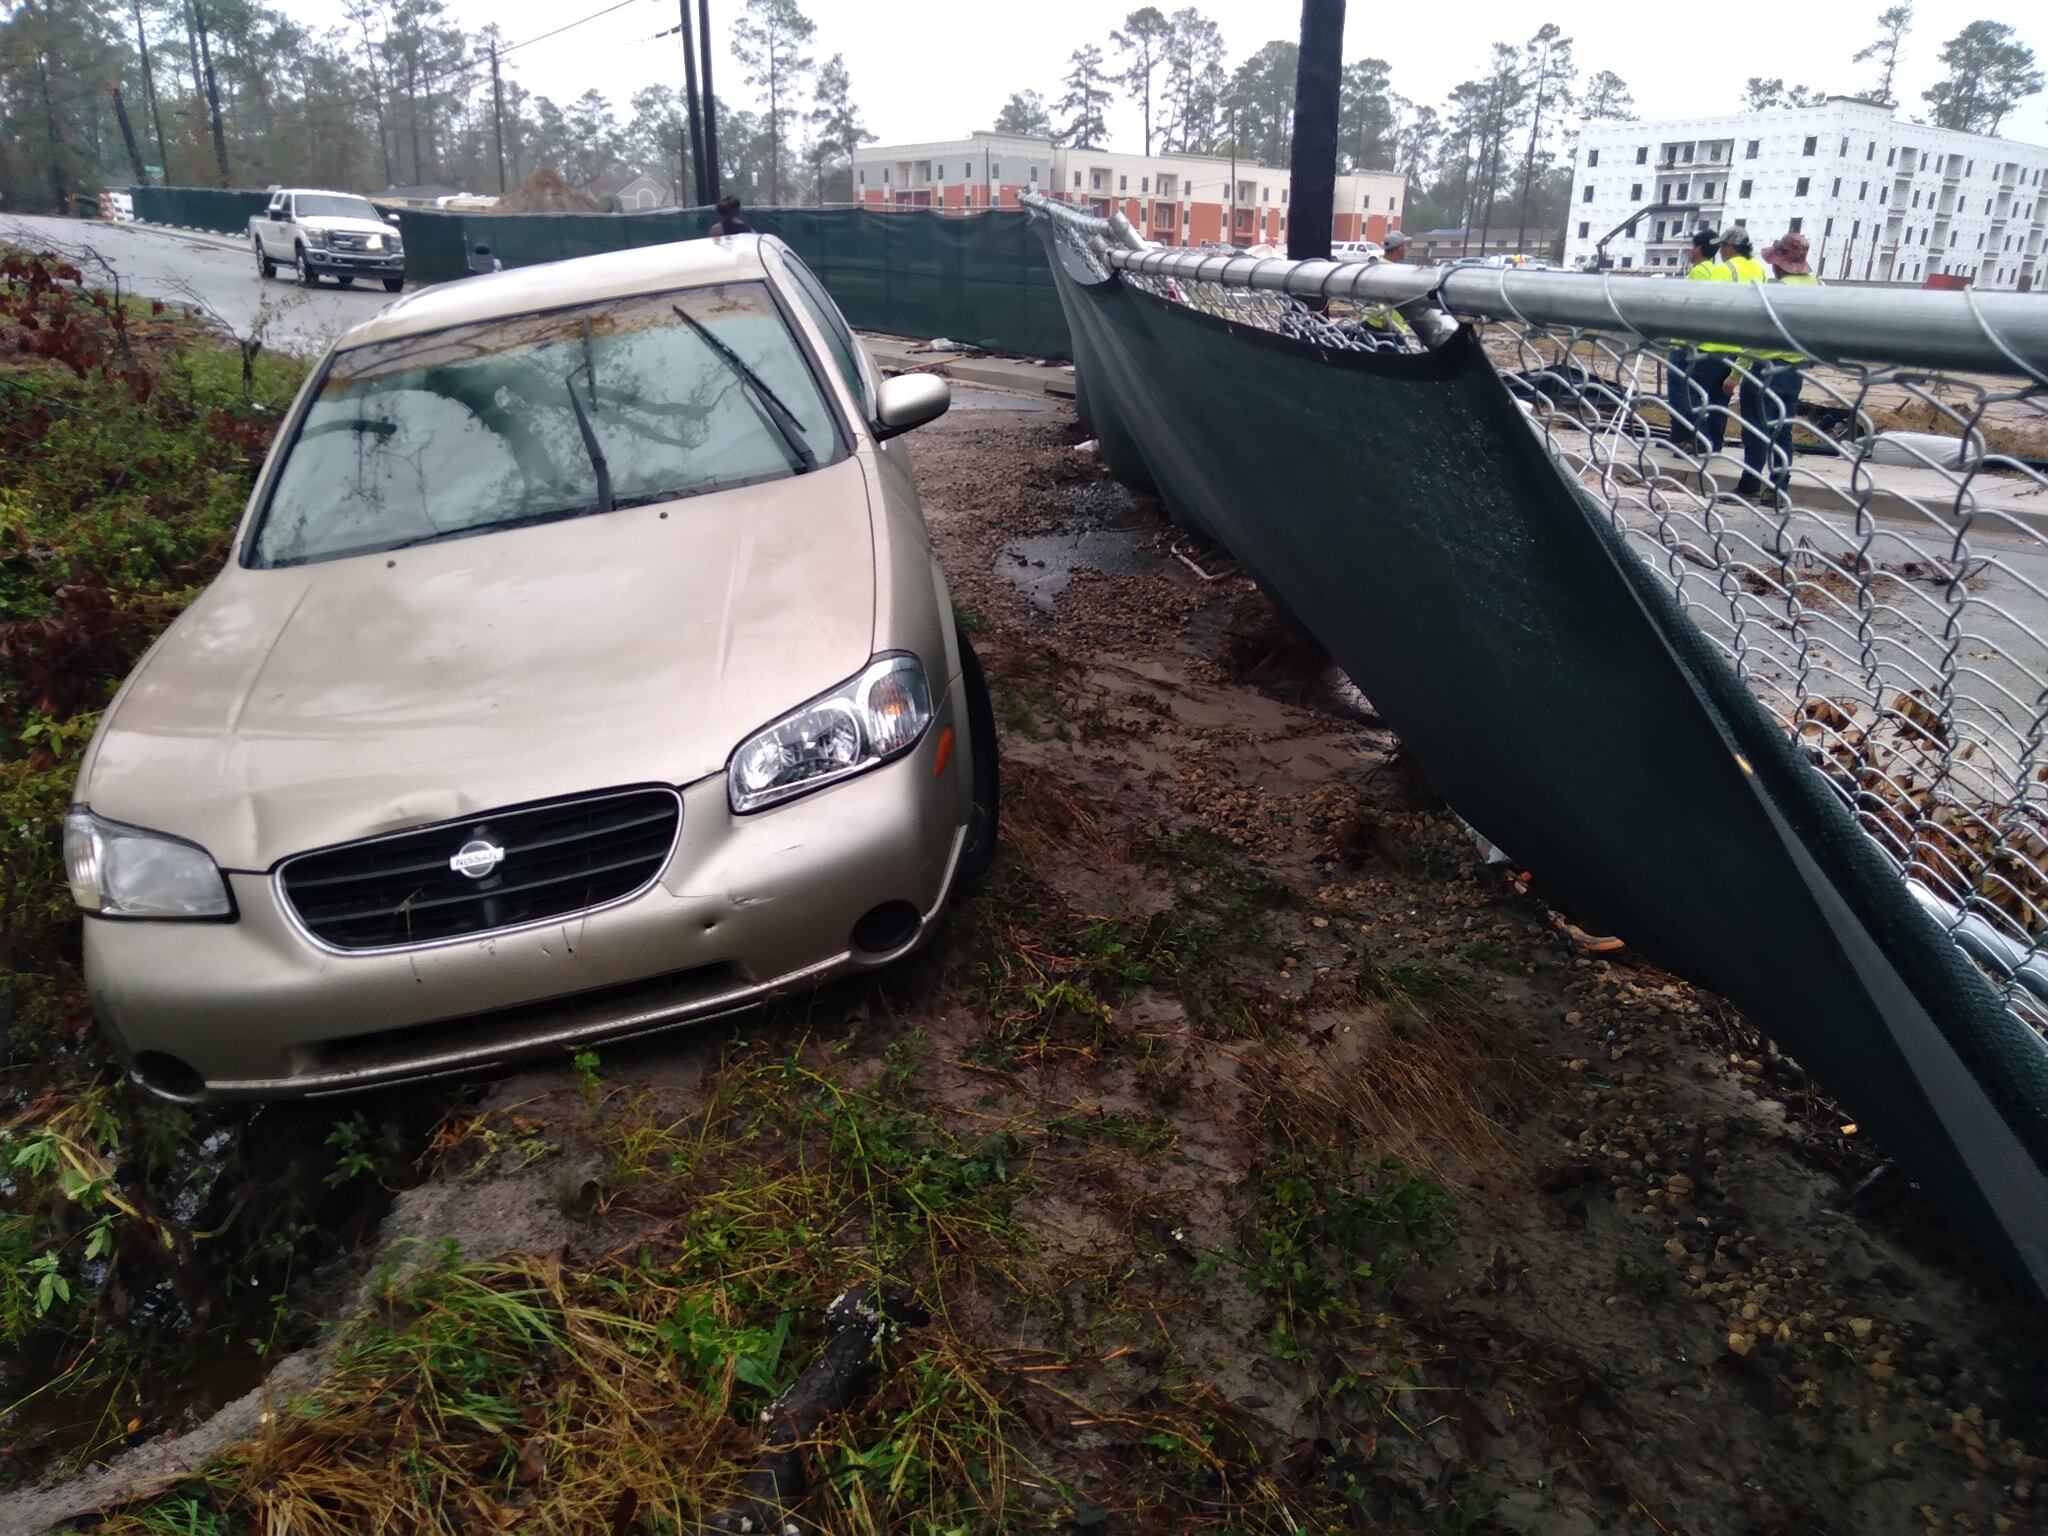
left=1700, top=253, right=1762, bottom=352
left=1755, top=271, right=1821, bottom=361
left=1682, top=257, right=1733, bottom=351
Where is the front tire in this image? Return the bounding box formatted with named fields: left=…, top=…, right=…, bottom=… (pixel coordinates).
left=953, top=625, right=1000, bottom=894
left=295, top=247, right=318, bottom=287
left=383, top=276, right=405, bottom=292
left=253, top=239, right=275, bottom=280
left=335, top=274, right=355, bottom=288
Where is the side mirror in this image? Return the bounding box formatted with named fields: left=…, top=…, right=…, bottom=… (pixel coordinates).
left=873, top=373, right=949, bottom=440
left=387, top=213, right=402, bottom=227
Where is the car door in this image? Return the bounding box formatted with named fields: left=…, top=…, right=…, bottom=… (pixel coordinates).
left=261, top=194, right=288, bottom=251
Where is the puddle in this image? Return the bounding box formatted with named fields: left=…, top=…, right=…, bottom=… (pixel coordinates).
left=999, top=526, right=1160, bottom=611
left=997, top=477, right=1163, bottom=612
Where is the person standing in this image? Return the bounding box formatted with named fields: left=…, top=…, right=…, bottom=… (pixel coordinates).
left=708, top=195, right=750, bottom=237
left=1735, top=230, right=1821, bottom=500
left=1667, top=228, right=1733, bottom=455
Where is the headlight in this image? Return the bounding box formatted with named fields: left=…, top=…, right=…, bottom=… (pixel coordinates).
left=303, top=227, right=328, bottom=248
left=728, top=654, right=934, bottom=813
left=64, top=808, right=233, bottom=918
left=365, top=232, right=384, bottom=250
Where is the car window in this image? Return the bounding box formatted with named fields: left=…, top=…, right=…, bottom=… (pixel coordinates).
left=293, top=194, right=381, bottom=221
left=249, top=281, right=842, bottom=567
left=779, top=254, right=873, bottom=417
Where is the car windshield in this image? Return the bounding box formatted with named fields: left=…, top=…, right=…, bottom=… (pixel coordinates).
left=294, top=194, right=382, bottom=221
left=248, top=282, right=840, bottom=567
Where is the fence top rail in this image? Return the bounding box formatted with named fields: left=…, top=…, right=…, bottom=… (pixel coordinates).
left=1020, top=193, right=2048, bottom=381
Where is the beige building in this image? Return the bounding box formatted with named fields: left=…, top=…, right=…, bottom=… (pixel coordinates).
left=852, top=131, right=1405, bottom=247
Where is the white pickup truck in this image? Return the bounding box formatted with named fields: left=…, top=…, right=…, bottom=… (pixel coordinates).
left=250, top=188, right=406, bottom=291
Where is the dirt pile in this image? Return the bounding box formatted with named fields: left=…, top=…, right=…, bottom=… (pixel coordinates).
left=492, top=167, right=600, bottom=215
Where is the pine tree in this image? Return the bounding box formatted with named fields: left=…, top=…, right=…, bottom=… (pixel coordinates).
left=730, top=0, right=814, bottom=205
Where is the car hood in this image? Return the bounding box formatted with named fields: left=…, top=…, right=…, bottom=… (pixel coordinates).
left=82, top=459, right=877, bottom=870
left=303, top=215, right=398, bottom=238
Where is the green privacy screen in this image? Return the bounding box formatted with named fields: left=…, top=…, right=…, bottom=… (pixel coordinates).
left=129, top=185, right=270, bottom=235
left=1038, top=235, right=2048, bottom=1296
left=130, top=193, right=1069, bottom=358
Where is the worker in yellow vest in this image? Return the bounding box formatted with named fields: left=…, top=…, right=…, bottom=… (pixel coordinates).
left=1666, top=228, right=1734, bottom=456
left=1735, top=230, right=1822, bottom=500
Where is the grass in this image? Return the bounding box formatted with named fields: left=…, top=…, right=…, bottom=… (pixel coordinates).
left=0, top=249, right=450, bottom=1486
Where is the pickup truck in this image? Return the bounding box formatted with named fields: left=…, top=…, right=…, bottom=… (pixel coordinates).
left=250, top=188, right=405, bottom=291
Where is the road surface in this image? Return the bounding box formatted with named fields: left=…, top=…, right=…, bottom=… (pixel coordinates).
left=0, top=213, right=402, bottom=354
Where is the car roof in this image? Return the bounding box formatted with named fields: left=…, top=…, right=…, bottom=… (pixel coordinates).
left=335, top=233, right=778, bottom=352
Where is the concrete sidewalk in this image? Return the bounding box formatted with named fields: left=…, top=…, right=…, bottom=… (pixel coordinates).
left=858, top=333, right=1076, bottom=399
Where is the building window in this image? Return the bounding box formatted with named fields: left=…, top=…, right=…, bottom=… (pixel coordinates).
left=1118, top=174, right=1127, bottom=190
left=1839, top=137, right=1849, bottom=156
left=1141, top=175, right=1149, bottom=193
left=1851, top=218, right=1859, bottom=237
left=936, top=165, right=944, bottom=179
left=883, top=168, right=890, bottom=184
left=1859, top=181, right=1868, bottom=199
left=1795, top=176, right=1810, bottom=196
left=1635, top=146, right=1647, bottom=163
left=1886, top=148, right=1896, bottom=166
left=1676, top=182, right=1688, bottom=199
left=1582, top=184, right=1594, bottom=202
left=1261, top=185, right=1269, bottom=201
left=857, top=170, right=864, bottom=185
left=1831, top=177, right=1841, bottom=196
left=1073, top=171, right=1081, bottom=188
left=1621, top=255, right=1633, bottom=268
left=1626, top=219, right=1637, bottom=236
left=1790, top=216, right=1803, bottom=233
left=1281, top=189, right=1288, bottom=204
left=1630, top=182, right=1642, bottom=200
left=1866, top=141, right=1875, bottom=160
left=1802, top=136, right=1817, bottom=156
left=1824, top=217, right=1833, bottom=235
left=1578, top=220, right=1590, bottom=237
left=1588, top=148, right=1599, bottom=166
left=1911, top=190, right=1920, bottom=207
left=1654, top=219, right=1666, bottom=240
left=1739, top=179, right=1752, bottom=198
left=1703, top=181, right=1715, bottom=198
left=1028, top=165, right=1037, bottom=182
left=1745, top=139, right=1760, bottom=160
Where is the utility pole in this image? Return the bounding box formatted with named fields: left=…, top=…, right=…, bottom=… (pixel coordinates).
left=1286, top=0, right=1342, bottom=262
left=489, top=41, right=507, bottom=194
left=111, top=85, right=149, bottom=188
left=680, top=0, right=706, bottom=205
left=1229, top=102, right=1237, bottom=244
left=192, top=0, right=230, bottom=187
left=698, top=0, right=720, bottom=199
left=132, top=0, right=168, bottom=181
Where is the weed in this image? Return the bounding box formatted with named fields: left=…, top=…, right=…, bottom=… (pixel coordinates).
left=572, top=1048, right=604, bottom=1103
left=1359, top=947, right=1470, bottom=1013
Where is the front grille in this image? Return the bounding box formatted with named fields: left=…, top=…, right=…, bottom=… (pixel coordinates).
left=279, top=788, right=680, bottom=951
left=330, top=232, right=368, bottom=250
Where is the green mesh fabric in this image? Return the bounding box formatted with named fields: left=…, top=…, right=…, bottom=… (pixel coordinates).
left=1039, top=227, right=2048, bottom=1296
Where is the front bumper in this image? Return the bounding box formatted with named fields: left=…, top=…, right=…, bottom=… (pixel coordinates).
left=306, top=247, right=404, bottom=274
left=84, top=686, right=971, bottom=1100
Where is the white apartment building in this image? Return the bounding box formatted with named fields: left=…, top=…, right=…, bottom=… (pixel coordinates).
left=1564, top=97, right=2048, bottom=291
left=851, top=131, right=1405, bottom=248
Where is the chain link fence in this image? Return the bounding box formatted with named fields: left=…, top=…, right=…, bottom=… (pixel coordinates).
left=1027, top=193, right=2048, bottom=1051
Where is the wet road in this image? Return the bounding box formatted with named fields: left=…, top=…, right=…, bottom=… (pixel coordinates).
left=0, top=213, right=402, bottom=354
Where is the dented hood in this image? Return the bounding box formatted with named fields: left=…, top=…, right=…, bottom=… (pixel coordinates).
left=80, top=460, right=876, bottom=870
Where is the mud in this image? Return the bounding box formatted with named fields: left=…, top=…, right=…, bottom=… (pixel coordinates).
left=15, top=392, right=2048, bottom=1533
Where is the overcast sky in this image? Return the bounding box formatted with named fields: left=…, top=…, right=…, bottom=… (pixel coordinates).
left=450, top=0, right=2048, bottom=154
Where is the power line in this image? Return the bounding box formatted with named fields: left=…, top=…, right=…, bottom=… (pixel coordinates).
left=501, top=0, right=652, bottom=59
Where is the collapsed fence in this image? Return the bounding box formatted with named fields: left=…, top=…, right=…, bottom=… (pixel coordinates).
left=1025, top=192, right=2048, bottom=1297
left=126, top=187, right=1071, bottom=358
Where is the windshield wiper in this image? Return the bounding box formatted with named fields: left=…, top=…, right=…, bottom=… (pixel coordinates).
left=562, top=363, right=614, bottom=514
left=670, top=303, right=817, bottom=474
